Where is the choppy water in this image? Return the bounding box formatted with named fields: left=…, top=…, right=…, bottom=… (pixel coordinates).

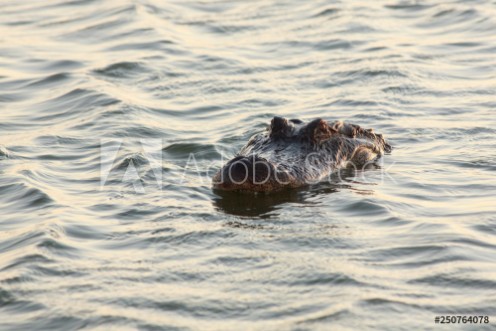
left=1, top=0, right=496, bottom=330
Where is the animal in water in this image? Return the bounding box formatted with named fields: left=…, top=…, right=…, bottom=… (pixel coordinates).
left=212, top=116, right=392, bottom=192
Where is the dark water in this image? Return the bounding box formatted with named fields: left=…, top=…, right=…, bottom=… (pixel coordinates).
left=1, top=0, right=496, bottom=330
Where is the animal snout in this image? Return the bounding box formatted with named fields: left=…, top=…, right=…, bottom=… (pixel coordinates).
left=223, top=155, right=273, bottom=184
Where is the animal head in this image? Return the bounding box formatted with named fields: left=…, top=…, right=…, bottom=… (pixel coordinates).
left=213, top=116, right=390, bottom=192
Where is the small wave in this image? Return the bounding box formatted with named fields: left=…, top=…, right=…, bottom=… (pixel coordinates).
left=0, top=146, right=9, bottom=159
left=0, top=183, right=54, bottom=211
left=93, top=61, right=149, bottom=78
left=163, top=143, right=219, bottom=159
left=106, top=39, right=177, bottom=52
left=410, top=275, right=496, bottom=290
left=32, top=88, right=120, bottom=123
left=385, top=3, right=435, bottom=11
left=42, top=60, right=84, bottom=71
left=312, top=7, right=340, bottom=18
left=112, top=153, right=150, bottom=171
left=338, top=200, right=390, bottom=217
left=25, top=73, right=71, bottom=88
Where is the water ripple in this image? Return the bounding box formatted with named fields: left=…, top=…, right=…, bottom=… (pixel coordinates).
left=1, top=0, right=496, bottom=330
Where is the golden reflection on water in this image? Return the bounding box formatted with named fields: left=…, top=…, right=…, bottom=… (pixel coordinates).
left=1, top=0, right=496, bottom=330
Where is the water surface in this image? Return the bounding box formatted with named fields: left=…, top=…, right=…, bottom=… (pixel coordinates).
left=1, top=0, right=496, bottom=330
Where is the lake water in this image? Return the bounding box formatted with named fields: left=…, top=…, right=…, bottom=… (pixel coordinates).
left=1, top=0, right=496, bottom=330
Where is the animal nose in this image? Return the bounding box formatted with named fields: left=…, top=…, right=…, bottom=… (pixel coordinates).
left=224, top=155, right=273, bottom=184
left=228, top=157, right=250, bottom=183
left=251, top=156, right=272, bottom=183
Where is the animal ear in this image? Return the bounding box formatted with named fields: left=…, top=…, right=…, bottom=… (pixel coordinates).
left=307, top=119, right=336, bottom=143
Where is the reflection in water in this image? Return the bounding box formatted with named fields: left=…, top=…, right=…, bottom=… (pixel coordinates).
left=213, top=187, right=308, bottom=217
left=213, top=168, right=377, bottom=217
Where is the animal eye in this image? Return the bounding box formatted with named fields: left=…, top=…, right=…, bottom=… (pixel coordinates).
left=269, top=116, right=290, bottom=138
left=305, top=119, right=334, bottom=143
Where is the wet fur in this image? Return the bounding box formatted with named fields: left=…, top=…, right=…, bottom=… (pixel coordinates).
left=213, top=117, right=391, bottom=192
